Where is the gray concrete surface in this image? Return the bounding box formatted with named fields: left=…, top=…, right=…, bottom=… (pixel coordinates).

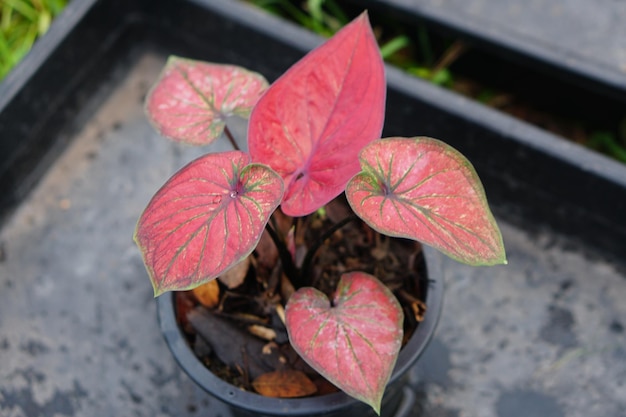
left=0, top=52, right=625, bottom=417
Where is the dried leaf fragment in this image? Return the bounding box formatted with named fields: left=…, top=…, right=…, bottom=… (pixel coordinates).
left=248, top=325, right=277, bottom=341
left=192, top=280, right=220, bottom=308
left=412, top=299, right=427, bottom=322
left=218, top=256, right=251, bottom=289
left=252, top=370, right=317, bottom=398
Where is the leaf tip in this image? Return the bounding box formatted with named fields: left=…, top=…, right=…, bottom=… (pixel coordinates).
left=152, top=286, right=165, bottom=298
left=487, top=234, right=508, bottom=266
left=474, top=248, right=507, bottom=267
left=366, top=396, right=383, bottom=416
left=165, top=54, right=184, bottom=65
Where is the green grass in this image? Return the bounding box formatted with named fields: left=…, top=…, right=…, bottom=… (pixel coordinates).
left=0, top=0, right=68, bottom=79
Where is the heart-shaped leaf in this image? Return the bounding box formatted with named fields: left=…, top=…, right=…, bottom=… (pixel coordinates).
left=145, top=57, right=269, bottom=145
left=285, top=272, right=403, bottom=414
left=134, top=151, right=284, bottom=295
left=346, top=137, right=506, bottom=266
left=248, top=12, right=385, bottom=216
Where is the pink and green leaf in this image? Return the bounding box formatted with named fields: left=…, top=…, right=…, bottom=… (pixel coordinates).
left=346, top=137, right=506, bottom=266
left=134, top=151, right=284, bottom=296
left=248, top=12, right=386, bottom=216
left=285, top=272, right=403, bottom=414
left=145, top=57, right=269, bottom=146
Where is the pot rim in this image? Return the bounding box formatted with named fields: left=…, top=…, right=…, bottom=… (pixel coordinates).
left=156, top=245, right=444, bottom=415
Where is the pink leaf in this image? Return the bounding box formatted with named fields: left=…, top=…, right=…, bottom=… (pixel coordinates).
left=146, top=57, right=268, bottom=145
left=285, top=272, right=403, bottom=413
left=134, top=151, right=284, bottom=295
left=346, top=137, right=506, bottom=266
left=248, top=12, right=385, bottom=216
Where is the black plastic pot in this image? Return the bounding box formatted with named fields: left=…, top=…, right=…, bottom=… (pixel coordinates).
left=157, top=246, right=444, bottom=417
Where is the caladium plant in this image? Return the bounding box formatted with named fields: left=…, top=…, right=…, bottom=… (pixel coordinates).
left=135, top=12, right=506, bottom=414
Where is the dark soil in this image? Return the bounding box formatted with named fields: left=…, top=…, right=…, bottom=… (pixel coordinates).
left=174, top=195, right=428, bottom=397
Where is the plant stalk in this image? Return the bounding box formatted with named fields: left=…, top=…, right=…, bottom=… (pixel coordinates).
left=264, top=222, right=302, bottom=288
left=300, top=215, right=359, bottom=284
left=224, top=125, right=239, bottom=151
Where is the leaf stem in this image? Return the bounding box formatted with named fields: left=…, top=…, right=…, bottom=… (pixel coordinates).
left=300, top=215, right=359, bottom=283
left=265, top=214, right=361, bottom=290
left=264, top=222, right=301, bottom=288
left=224, top=125, right=239, bottom=150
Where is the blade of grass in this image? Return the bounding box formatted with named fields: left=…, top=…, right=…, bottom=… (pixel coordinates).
left=324, top=0, right=349, bottom=26
left=249, top=0, right=315, bottom=28
left=307, top=0, right=324, bottom=24
left=0, top=31, right=13, bottom=78
left=4, top=0, right=38, bottom=22
left=38, top=9, right=51, bottom=34
left=417, top=25, right=434, bottom=67
left=16, top=21, right=38, bottom=57
left=588, top=132, right=626, bottom=163
left=0, top=0, right=68, bottom=80
left=305, top=0, right=333, bottom=36
left=380, top=35, right=410, bottom=60
left=2, top=3, right=15, bottom=30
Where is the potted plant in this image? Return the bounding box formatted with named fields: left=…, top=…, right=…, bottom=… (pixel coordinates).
left=134, top=12, right=506, bottom=416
